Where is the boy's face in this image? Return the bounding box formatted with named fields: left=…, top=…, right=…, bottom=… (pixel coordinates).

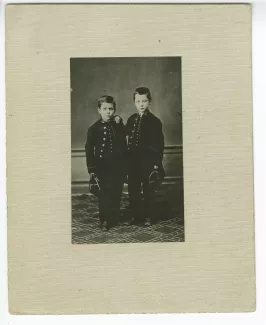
left=134, top=93, right=150, bottom=114
left=98, top=102, right=115, bottom=122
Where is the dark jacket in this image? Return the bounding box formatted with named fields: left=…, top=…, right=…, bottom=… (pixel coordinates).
left=126, top=110, right=165, bottom=173
left=85, top=118, right=127, bottom=175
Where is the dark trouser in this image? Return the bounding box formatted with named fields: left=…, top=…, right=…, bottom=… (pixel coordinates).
left=128, top=163, right=155, bottom=222
left=98, top=168, right=124, bottom=227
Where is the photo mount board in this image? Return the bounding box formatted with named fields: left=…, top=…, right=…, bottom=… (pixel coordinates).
left=6, top=4, right=255, bottom=314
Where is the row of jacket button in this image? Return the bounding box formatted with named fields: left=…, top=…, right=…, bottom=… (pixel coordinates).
left=99, top=124, right=114, bottom=158
left=128, top=115, right=142, bottom=149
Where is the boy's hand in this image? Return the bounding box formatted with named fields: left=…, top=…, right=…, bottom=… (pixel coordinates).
left=114, top=115, right=122, bottom=124
left=88, top=172, right=96, bottom=182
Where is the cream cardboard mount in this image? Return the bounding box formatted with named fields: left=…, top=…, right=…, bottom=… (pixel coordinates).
left=6, top=4, right=255, bottom=314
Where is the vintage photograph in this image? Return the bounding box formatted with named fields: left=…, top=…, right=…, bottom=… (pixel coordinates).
left=71, top=57, right=184, bottom=244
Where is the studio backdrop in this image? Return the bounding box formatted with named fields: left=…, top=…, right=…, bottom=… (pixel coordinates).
left=70, top=56, right=183, bottom=190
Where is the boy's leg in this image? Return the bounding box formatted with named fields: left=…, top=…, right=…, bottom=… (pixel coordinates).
left=111, top=175, right=125, bottom=225
left=143, top=176, right=156, bottom=225
left=99, top=169, right=124, bottom=229
left=98, top=181, right=107, bottom=227
left=128, top=169, right=143, bottom=222
left=98, top=172, right=114, bottom=229
left=105, top=191, right=117, bottom=228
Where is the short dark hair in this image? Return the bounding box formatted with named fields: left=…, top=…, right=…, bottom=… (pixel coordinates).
left=133, top=87, right=152, bottom=102
left=98, top=95, right=116, bottom=111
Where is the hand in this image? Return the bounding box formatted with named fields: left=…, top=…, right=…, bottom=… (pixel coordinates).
left=114, top=115, right=122, bottom=124
left=154, top=165, right=158, bottom=170
left=88, top=173, right=96, bottom=182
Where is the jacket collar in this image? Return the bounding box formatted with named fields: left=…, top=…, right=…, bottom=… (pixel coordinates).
left=100, top=119, right=112, bottom=124
left=137, top=109, right=150, bottom=118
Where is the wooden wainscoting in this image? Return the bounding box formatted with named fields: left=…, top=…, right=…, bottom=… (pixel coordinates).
left=71, top=145, right=183, bottom=194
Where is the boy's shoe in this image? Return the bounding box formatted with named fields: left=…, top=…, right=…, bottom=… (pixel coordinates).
left=101, top=221, right=109, bottom=232
left=118, top=220, right=130, bottom=226
left=128, top=217, right=138, bottom=225
left=144, top=218, right=152, bottom=227
left=129, top=217, right=146, bottom=226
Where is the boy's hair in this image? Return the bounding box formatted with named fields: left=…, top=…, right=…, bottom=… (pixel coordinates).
left=133, top=87, right=152, bottom=102
left=98, top=95, right=116, bottom=111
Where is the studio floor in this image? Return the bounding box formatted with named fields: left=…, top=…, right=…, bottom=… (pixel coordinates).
left=72, top=181, right=184, bottom=244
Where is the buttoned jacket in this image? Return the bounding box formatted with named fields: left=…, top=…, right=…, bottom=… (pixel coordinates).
left=85, top=118, right=127, bottom=174
left=126, top=110, right=165, bottom=169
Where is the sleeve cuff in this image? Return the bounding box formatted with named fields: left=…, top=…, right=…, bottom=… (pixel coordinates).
left=88, top=166, right=97, bottom=173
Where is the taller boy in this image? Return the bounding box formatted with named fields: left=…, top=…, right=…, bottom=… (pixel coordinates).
left=126, top=87, right=165, bottom=226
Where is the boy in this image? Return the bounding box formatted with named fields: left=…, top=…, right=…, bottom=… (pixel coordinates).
left=85, top=95, right=127, bottom=231
left=126, top=87, right=165, bottom=226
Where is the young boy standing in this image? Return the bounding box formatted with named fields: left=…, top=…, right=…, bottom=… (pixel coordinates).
left=126, top=87, right=165, bottom=226
left=85, top=95, right=127, bottom=231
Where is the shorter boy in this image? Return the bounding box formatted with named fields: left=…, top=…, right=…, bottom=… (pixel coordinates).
left=85, top=95, right=127, bottom=231
left=126, top=87, right=165, bottom=226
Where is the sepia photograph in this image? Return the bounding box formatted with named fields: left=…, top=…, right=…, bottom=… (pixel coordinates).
left=5, top=3, right=257, bottom=316
left=71, top=57, right=184, bottom=244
